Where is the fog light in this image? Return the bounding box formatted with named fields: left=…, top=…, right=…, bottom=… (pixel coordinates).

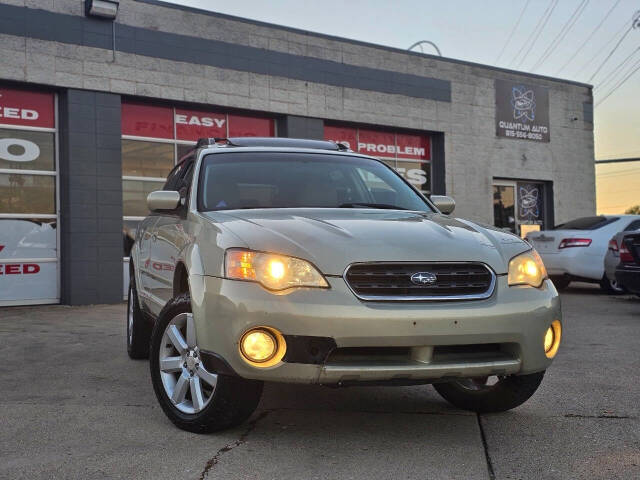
left=544, top=320, right=562, bottom=359
left=239, top=327, right=286, bottom=367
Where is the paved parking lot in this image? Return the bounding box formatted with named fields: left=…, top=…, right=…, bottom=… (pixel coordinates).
left=1, top=284, right=638, bottom=480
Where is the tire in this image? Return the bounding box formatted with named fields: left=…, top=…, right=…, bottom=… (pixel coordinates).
left=433, top=371, right=545, bottom=413
left=127, top=273, right=152, bottom=359
left=149, top=292, right=263, bottom=433
left=550, top=276, right=570, bottom=290
left=599, top=274, right=626, bottom=295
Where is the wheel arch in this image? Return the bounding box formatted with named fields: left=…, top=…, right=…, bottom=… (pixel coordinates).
left=173, top=262, right=190, bottom=297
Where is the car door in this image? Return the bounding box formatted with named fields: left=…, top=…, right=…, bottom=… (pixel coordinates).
left=148, top=157, right=195, bottom=306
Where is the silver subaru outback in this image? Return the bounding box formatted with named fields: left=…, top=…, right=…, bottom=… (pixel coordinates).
left=127, top=137, right=562, bottom=433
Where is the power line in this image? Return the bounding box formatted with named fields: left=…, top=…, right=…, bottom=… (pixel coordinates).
left=595, top=46, right=640, bottom=91
left=509, top=0, right=558, bottom=68
left=588, top=24, right=633, bottom=82
left=556, top=0, right=622, bottom=75
left=531, top=0, right=590, bottom=71
left=575, top=18, right=630, bottom=76
left=596, top=57, right=640, bottom=107
left=495, top=0, right=531, bottom=64
left=514, top=0, right=559, bottom=69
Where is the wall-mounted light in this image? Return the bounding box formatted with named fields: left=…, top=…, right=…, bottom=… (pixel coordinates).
left=85, top=0, right=119, bottom=19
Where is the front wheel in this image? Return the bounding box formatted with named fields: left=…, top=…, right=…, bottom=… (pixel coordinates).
left=433, top=371, right=545, bottom=413
left=149, top=292, right=263, bottom=433
left=600, top=274, right=626, bottom=295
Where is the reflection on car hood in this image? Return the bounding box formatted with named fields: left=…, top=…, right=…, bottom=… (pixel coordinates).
left=203, top=208, right=530, bottom=275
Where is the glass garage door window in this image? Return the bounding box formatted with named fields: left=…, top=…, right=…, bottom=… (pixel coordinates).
left=120, top=100, right=276, bottom=298
left=0, top=88, right=59, bottom=305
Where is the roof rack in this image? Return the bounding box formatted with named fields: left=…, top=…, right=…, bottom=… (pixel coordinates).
left=194, top=137, right=352, bottom=152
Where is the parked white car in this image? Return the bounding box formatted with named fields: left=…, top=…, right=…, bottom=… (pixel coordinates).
left=526, top=215, right=640, bottom=293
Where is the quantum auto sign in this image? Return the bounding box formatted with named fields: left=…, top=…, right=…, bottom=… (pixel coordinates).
left=495, top=79, right=550, bottom=143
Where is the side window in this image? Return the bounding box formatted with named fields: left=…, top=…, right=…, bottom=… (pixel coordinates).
left=624, top=220, right=640, bottom=231
left=177, top=162, right=195, bottom=199
left=163, top=163, right=183, bottom=191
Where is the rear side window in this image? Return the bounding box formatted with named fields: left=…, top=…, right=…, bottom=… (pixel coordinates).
left=624, top=219, right=640, bottom=231
left=554, top=216, right=619, bottom=230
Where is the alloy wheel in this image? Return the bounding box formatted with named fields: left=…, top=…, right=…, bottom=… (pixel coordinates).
left=455, top=375, right=505, bottom=391
left=127, top=286, right=134, bottom=346
left=158, top=312, right=218, bottom=414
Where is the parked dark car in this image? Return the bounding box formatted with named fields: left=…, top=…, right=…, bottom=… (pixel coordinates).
left=615, top=232, right=640, bottom=296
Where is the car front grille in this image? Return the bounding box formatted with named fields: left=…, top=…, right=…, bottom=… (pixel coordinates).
left=344, top=262, right=495, bottom=301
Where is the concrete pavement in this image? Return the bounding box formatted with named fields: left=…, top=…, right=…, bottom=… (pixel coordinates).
left=0, top=284, right=638, bottom=479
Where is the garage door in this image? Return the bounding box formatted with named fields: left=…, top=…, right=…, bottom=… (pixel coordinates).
left=0, top=86, right=59, bottom=305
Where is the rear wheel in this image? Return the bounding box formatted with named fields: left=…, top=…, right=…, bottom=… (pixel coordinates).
left=127, top=274, right=152, bottom=359
left=550, top=276, right=570, bottom=290
left=433, top=371, right=545, bottom=413
left=600, top=274, right=626, bottom=295
left=149, top=292, right=263, bottom=433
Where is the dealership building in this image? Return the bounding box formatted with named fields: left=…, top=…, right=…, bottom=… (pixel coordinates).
left=0, top=0, right=595, bottom=306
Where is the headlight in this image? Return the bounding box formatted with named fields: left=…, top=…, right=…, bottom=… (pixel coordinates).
left=225, top=249, right=329, bottom=291
left=508, top=249, right=547, bottom=288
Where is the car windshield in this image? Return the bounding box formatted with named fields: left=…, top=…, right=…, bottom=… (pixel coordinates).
left=553, top=216, right=619, bottom=230
left=198, top=152, right=434, bottom=212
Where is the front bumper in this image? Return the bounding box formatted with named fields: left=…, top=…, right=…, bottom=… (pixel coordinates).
left=189, top=275, right=561, bottom=384
left=615, top=265, right=640, bottom=294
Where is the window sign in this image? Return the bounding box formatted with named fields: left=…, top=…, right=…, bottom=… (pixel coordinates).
left=324, top=124, right=432, bottom=193
left=517, top=182, right=544, bottom=226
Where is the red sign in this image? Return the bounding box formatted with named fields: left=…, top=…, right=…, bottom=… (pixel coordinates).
left=395, top=133, right=430, bottom=160
left=358, top=129, right=397, bottom=159
left=122, top=101, right=275, bottom=140
left=121, top=103, right=173, bottom=139
left=0, top=263, right=41, bottom=275
left=0, top=87, right=55, bottom=129
left=324, top=125, right=430, bottom=160
left=175, top=108, right=226, bottom=141
left=324, top=125, right=358, bottom=151
left=228, top=115, right=275, bottom=137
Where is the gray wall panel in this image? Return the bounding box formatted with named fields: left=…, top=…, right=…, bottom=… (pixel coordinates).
left=59, top=89, right=123, bottom=305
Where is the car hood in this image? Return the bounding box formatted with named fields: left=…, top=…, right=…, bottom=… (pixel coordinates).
left=204, top=208, right=530, bottom=275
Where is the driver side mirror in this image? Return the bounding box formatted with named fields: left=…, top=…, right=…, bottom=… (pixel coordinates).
left=431, top=195, right=455, bottom=214
left=147, top=190, right=180, bottom=211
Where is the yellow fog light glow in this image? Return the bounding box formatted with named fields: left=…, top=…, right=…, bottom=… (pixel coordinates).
left=241, top=330, right=277, bottom=362
left=508, top=249, right=547, bottom=288
left=225, top=249, right=328, bottom=291
left=544, top=320, right=562, bottom=358
left=239, top=327, right=287, bottom=367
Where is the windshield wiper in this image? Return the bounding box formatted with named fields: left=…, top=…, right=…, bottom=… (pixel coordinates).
left=339, top=202, right=408, bottom=210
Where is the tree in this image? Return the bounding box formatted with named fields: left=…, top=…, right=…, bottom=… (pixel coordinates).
left=625, top=205, right=640, bottom=215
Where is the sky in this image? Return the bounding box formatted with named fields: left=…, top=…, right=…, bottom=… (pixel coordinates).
left=166, top=0, right=639, bottom=213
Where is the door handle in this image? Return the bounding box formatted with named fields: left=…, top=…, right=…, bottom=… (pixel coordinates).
left=151, top=233, right=157, bottom=242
